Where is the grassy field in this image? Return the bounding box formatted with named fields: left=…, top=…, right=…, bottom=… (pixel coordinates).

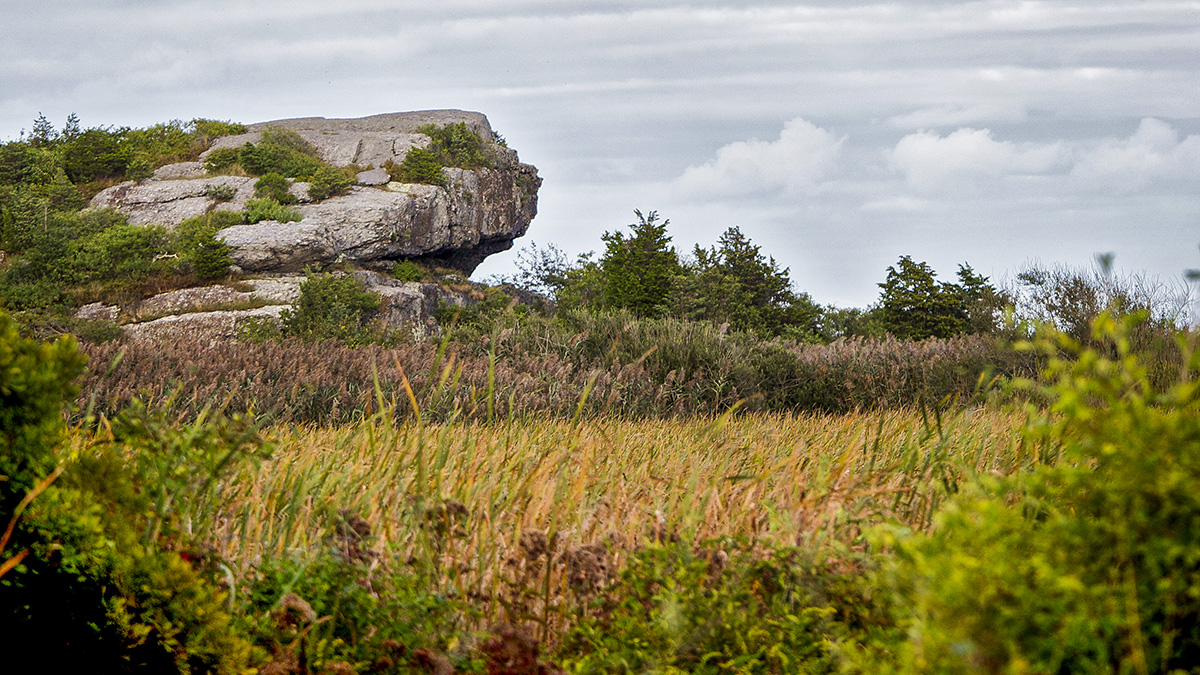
left=205, top=409, right=1029, bottom=641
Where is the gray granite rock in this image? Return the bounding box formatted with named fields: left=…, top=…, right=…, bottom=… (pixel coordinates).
left=356, top=167, right=390, bottom=185
left=123, top=305, right=288, bottom=345
left=75, top=302, right=118, bottom=322
left=90, top=111, right=541, bottom=273
left=137, top=285, right=255, bottom=318
left=89, top=176, right=256, bottom=227
left=153, top=162, right=207, bottom=180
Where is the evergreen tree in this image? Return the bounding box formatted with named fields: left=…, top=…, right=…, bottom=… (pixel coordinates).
left=677, top=226, right=820, bottom=339
left=877, top=256, right=968, bottom=340
left=600, top=210, right=680, bottom=316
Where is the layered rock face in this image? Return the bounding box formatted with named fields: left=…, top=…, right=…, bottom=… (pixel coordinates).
left=89, top=110, right=541, bottom=275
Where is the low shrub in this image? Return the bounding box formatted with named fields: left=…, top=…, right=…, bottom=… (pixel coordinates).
left=562, top=543, right=844, bottom=674
left=237, top=128, right=323, bottom=179
left=391, top=259, right=430, bottom=283
left=305, top=165, right=354, bottom=201
left=416, top=121, right=494, bottom=169
left=191, top=119, right=246, bottom=142
left=387, top=148, right=447, bottom=187
left=204, top=147, right=242, bottom=174
left=252, top=172, right=296, bottom=204
left=244, top=198, right=302, bottom=224
left=204, top=183, right=236, bottom=202
left=279, top=271, right=381, bottom=344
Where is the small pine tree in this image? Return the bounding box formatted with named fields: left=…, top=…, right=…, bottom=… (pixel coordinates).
left=600, top=210, right=681, bottom=316
left=188, top=227, right=232, bottom=281
left=877, top=256, right=968, bottom=340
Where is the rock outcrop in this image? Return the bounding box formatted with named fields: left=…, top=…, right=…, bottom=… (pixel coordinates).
left=89, top=110, right=541, bottom=275
left=83, top=271, right=505, bottom=344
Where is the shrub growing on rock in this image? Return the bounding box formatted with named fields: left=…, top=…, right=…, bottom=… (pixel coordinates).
left=244, top=198, right=302, bottom=224
left=387, top=148, right=447, bottom=187
left=253, top=172, right=296, bottom=204
left=280, top=271, right=381, bottom=344
left=238, top=128, right=323, bottom=179
left=306, top=165, right=354, bottom=201
left=416, top=121, right=493, bottom=169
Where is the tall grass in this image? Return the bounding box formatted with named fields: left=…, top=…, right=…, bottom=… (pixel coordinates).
left=77, top=311, right=1032, bottom=424
left=202, top=407, right=1028, bottom=643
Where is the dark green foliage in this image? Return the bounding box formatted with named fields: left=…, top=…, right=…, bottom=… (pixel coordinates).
left=388, top=148, right=448, bottom=187
left=563, top=543, right=840, bottom=674
left=69, top=223, right=168, bottom=284
left=391, top=259, right=430, bottom=283
left=416, top=121, right=493, bottom=169
left=124, top=155, right=152, bottom=182
left=0, top=311, right=85, bottom=508
left=860, top=317, right=1200, bottom=674
left=306, top=165, right=354, bottom=201
left=675, top=226, right=821, bottom=340
left=244, top=198, right=302, bottom=224
left=190, top=119, right=247, bottom=143
left=203, top=147, right=242, bottom=173
left=0, top=314, right=266, bottom=672
left=280, top=271, right=381, bottom=344
left=1, top=205, right=165, bottom=309
left=188, top=228, right=233, bottom=281
left=237, top=128, right=323, bottom=179
left=244, top=549, right=483, bottom=672
left=0, top=141, right=35, bottom=185
left=61, top=127, right=127, bottom=183
left=877, top=256, right=970, bottom=340
left=204, top=183, right=236, bottom=202
left=600, top=209, right=681, bottom=316
left=253, top=172, right=297, bottom=204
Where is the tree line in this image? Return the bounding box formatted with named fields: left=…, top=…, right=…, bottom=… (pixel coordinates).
left=506, top=209, right=1010, bottom=343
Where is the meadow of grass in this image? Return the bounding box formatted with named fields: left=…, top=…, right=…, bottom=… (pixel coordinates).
left=11, top=309, right=1200, bottom=673
left=202, top=408, right=1028, bottom=645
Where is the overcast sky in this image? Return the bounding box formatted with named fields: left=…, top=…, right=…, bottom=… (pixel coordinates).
left=3, top=0, right=1198, bottom=307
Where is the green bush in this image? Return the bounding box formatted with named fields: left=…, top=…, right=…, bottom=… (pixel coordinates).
left=391, top=259, right=429, bottom=283
left=191, top=119, right=246, bottom=142
left=238, top=128, right=323, bottom=179
left=204, top=183, right=236, bottom=202
left=244, top=198, right=302, bottom=224
left=187, top=227, right=233, bottom=281
left=252, top=172, right=296, bottom=204
left=203, top=147, right=242, bottom=174
left=306, top=165, right=354, bottom=201
left=387, top=148, right=447, bottom=187
left=280, top=271, right=381, bottom=344
left=243, top=547, right=482, bottom=672
left=0, top=312, right=267, bottom=672
left=860, top=316, right=1200, bottom=674
left=416, top=121, right=493, bottom=169
left=69, top=223, right=168, bottom=284
left=562, top=543, right=839, bottom=674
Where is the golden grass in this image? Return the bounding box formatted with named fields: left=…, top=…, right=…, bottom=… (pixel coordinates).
left=210, top=409, right=1029, bottom=596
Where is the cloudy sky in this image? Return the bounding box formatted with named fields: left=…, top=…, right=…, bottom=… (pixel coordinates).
left=3, top=0, right=1198, bottom=306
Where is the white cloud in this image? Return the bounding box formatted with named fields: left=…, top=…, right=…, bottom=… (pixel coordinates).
left=1070, top=118, right=1200, bottom=192
left=674, top=117, right=844, bottom=198
left=891, top=128, right=1070, bottom=188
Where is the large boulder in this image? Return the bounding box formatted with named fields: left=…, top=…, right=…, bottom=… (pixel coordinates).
left=89, top=110, right=541, bottom=275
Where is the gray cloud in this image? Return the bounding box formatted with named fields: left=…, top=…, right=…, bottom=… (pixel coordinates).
left=2, top=1, right=1197, bottom=306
